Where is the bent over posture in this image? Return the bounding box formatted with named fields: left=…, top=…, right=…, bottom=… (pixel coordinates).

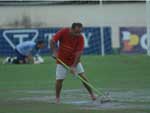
left=50, top=23, right=96, bottom=104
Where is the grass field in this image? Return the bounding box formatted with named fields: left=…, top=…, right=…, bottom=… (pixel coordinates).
left=0, top=55, right=150, bottom=113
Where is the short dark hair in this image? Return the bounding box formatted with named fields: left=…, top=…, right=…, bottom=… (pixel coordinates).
left=36, top=40, right=44, bottom=45
left=71, top=22, right=83, bottom=29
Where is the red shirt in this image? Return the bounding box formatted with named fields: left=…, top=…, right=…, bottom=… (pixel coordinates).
left=52, top=28, right=84, bottom=66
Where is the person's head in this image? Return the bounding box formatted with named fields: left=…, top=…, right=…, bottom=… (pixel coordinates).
left=36, top=40, right=45, bottom=49
left=71, top=22, right=83, bottom=36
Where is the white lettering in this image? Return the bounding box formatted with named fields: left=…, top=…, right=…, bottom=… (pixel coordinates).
left=122, top=31, right=130, bottom=40
left=14, top=34, right=29, bottom=44
left=44, top=33, right=55, bottom=48
left=141, top=34, right=147, bottom=50
left=82, top=33, right=92, bottom=48
left=3, top=29, right=39, bottom=49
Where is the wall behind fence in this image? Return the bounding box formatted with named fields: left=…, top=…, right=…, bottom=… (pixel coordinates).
left=0, top=3, right=146, bottom=49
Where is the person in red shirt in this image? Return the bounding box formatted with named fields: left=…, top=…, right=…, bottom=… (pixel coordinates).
left=50, top=23, right=96, bottom=104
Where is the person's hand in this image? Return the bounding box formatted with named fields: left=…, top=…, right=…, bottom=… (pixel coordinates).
left=27, top=54, right=34, bottom=64
left=70, top=66, right=77, bottom=76
left=52, top=51, right=58, bottom=59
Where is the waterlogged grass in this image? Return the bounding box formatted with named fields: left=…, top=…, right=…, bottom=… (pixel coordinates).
left=0, top=55, right=150, bottom=113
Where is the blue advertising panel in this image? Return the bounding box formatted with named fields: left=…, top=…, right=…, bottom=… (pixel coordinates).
left=0, top=27, right=112, bottom=56
left=120, top=27, right=148, bottom=54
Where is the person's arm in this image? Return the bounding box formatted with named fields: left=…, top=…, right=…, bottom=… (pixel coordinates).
left=50, top=29, right=64, bottom=58
left=71, top=51, right=82, bottom=67
left=70, top=36, right=84, bottom=75
left=70, top=51, right=82, bottom=75
left=26, top=54, right=34, bottom=64
left=50, top=39, right=58, bottom=58
left=31, top=45, right=40, bottom=64
left=72, top=36, right=84, bottom=67
left=24, top=42, right=35, bottom=64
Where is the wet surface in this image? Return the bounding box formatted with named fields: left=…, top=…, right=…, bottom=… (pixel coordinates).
left=15, top=88, right=150, bottom=110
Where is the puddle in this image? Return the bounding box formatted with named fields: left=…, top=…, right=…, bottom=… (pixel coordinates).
left=16, top=88, right=150, bottom=110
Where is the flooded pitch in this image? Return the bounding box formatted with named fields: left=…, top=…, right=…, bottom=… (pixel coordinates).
left=16, top=88, right=150, bottom=110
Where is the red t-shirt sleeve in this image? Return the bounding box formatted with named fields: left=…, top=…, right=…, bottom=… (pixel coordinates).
left=52, top=28, right=66, bottom=42
left=76, top=36, right=84, bottom=52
